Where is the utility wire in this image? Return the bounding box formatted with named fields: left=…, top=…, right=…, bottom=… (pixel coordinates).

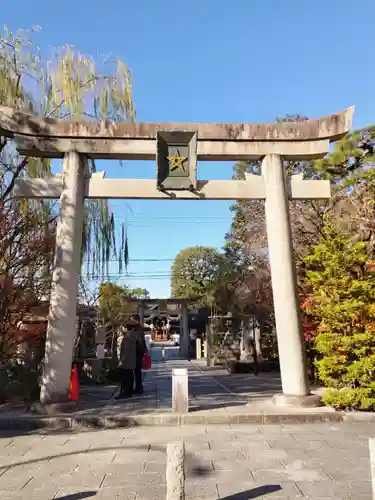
left=126, top=214, right=233, bottom=218
left=83, top=258, right=176, bottom=263
left=126, top=216, right=232, bottom=220
left=82, top=274, right=221, bottom=280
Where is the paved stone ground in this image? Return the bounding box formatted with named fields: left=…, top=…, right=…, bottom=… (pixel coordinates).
left=0, top=346, right=342, bottom=424
left=0, top=346, right=286, bottom=418
left=95, top=347, right=331, bottom=420
left=0, top=422, right=373, bottom=499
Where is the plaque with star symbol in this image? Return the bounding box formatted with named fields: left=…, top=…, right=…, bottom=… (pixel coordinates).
left=167, top=149, right=187, bottom=173
left=156, top=130, right=197, bottom=190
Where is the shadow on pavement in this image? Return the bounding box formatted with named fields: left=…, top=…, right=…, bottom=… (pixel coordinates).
left=53, top=485, right=282, bottom=500
left=0, top=443, right=213, bottom=480
left=221, top=485, right=282, bottom=499
left=189, top=401, right=247, bottom=412
left=57, top=493, right=97, bottom=499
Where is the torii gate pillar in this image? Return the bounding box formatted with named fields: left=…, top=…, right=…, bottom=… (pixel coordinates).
left=262, top=155, right=313, bottom=404
left=40, top=152, right=86, bottom=403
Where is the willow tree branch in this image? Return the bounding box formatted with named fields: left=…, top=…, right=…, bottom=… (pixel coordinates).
left=0, top=137, right=6, bottom=154
left=1, top=157, right=28, bottom=201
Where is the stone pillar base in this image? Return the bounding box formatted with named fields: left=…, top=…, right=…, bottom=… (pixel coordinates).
left=272, top=393, right=322, bottom=408
left=30, top=400, right=78, bottom=416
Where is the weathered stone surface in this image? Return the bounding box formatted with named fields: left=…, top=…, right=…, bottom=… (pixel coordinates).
left=0, top=105, right=353, bottom=141
left=143, top=461, right=166, bottom=475
left=0, top=488, right=60, bottom=500
left=262, top=154, right=310, bottom=400
left=29, top=401, right=78, bottom=415
left=0, top=422, right=372, bottom=499
left=172, top=369, right=188, bottom=414
left=15, top=177, right=270, bottom=201
left=166, top=441, right=185, bottom=500
left=272, top=393, right=323, bottom=408
left=14, top=136, right=330, bottom=161
left=296, top=480, right=371, bottom=498
left=369, top=438, right=375, bottom=498
left=185, top=479, right=218, bottom=499
left=40, top=152, right=87, bottom=404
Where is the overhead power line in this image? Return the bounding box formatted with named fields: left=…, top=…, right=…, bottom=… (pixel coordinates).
left=83, top=258, right=175, bottom=263
left=125, top=223, right=231, bottom=228
left=82, top=272, right=226, bottom=280
left=126, top=215, right=233, bottom=219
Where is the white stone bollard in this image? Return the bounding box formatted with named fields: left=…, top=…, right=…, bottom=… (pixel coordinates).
left=206, top=325, right=214, bottom=367
left=172, top=368, right=188, bottom=414
left=369, top=438, right=375, bottom=499
left=95, top=343, right=105, bottom=360
left=196, top=338, right=202, bottom=360
left=162, top=347, right=166, bottom=362
left=203, top=340, right=207, bottom=359
left=145, top=334, right=151, bottom=352
left=166, top=441, right=185, bottom=500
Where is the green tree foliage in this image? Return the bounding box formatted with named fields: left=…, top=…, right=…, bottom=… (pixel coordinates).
left=171, top=246, right=224, bottom=307
left=225, top=114, right=318, bottom=324
left=128, top=288, right=150, bottom=300
left=0, top=25, right=136, bottom=275
left=303, top=223, right=375, bottom=410
left=98, top=282, right=149, bottom=324
left=226, top=115, right=375, bottom=311
left=315, top=125, right=375, bottom=181
left=315, top=126, right=375, bottom=256
left=222, top=110, right=375, bottom=410
left=224, top=114, right=375, bottom=393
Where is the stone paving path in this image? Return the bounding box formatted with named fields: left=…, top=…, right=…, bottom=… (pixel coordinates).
left=0, top=346, right=336, bottom=424
left=0, top=422, right=373, bottom=499
left=94, top=348, right=285, bottom=419
left=95, top=347, right=330, bottom=420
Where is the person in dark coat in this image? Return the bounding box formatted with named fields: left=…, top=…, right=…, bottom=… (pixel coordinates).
left=132, top=315, right=147, bottom=395
left=116, top=323, right=137, bottom=400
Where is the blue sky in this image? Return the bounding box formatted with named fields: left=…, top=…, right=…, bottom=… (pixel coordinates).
left=2, top=0, right=375, bottom=298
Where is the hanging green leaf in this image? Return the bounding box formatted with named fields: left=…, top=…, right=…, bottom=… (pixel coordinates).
left=124, top=223, right=129, bottom=273
left=119, top=223, right=124, bottom=275
left=0, top=25, right=136, bottom=278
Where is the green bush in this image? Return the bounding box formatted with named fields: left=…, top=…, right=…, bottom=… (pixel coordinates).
left=322, top=387, right=375, bottom=411
left=1, top=362, right=41, bottom=402
left=303, top=223, right=375, bottom=410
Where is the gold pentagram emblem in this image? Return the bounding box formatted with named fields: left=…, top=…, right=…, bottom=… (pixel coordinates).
left=167, top=148, right=186, bottom=172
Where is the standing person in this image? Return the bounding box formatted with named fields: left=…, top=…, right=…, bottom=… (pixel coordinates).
left=115, top=322, right=137, bottom=400
left=133, top=315, right=147, bottom=395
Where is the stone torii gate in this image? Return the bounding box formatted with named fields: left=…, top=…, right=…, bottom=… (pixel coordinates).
left=128, top=298, right=190, bottom=353
left=0, top=105, right=354, bottom=406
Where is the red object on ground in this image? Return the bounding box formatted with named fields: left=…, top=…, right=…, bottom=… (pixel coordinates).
left=142, top=352, right=152, bottom=371
left=68, top=364, right=80, bottom=401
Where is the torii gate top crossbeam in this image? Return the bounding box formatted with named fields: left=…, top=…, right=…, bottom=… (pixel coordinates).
left=0, top=106, right=353, bottom=141
left=1, top=105, right=354, bottom=201
left=0, top=106, right=354, bottom=162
